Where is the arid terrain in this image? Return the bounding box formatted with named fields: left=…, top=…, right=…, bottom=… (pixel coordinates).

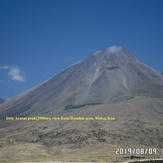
left=0, top=96, right=163, bottom=162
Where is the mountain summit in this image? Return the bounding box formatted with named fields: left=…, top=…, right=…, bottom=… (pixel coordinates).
left=0, top=46, right=163, bottom=118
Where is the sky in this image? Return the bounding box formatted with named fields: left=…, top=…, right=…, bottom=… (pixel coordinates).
left=0, top=0, right=163, bottom=99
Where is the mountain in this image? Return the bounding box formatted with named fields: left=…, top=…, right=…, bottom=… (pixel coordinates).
left=0, top=46, right=163, bottom=119
left=0, top=46, right=163, bottom=162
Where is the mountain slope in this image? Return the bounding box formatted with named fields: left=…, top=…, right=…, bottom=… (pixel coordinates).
left=0, top=46, right=163, bottom=119
left=0, top=46, right=163, bottom=162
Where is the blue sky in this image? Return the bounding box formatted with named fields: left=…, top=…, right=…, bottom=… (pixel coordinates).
left=0, top=0, right=163, bottom=99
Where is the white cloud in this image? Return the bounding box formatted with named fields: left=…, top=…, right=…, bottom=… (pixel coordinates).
left=0, top=66, right=10, bottom=69
left=8, top=67, right=25, bottom=82
left=0, top=66, right=25, bottom=82
left=108, top=46, right=122, bottom=53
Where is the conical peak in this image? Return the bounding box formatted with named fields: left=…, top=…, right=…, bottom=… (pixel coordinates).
left=89, top=46, right=136, bottom=66
left=102, top=46, right=130, bottom=59
left=92, top=46, right=126, bottom=57
left=0, top=45, right=163, bottom=119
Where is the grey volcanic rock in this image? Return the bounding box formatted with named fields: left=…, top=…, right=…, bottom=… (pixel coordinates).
left=0, top=46, right=163, bottom=118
